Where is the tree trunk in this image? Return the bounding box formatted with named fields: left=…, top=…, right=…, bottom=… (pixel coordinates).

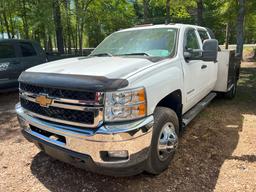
left=74, top=0, right=79, bottom=54
left=225, top=23, right=230, bottom=50
left=53, top=34, right=57, bottom=52
left=253, top=48, right=256, bottom=60
left=3, top=11, right=11, bottom=39
left=48, top=35, right=53, bottom=53
left=64, top=38, right=67, bottom=53
left=21, top=0, right=29, bottom=39
left=53, top=0, right=65, bottom=54
left=43, top=27, right=48, bottom=52
left=79, top=22, right=84, bottom=55
left=166, top=0, right=170, bottom=24
left=67, top=29, right=72, bottom=54
left=143, top=0, right=150, bottom=24
left=6, top=2, right=16, bottom=38
left=197, top=0, right=203, bottom=26
left=65, top=0, right=72, bottom=54
left=8, top=16, right=15, bottom=38
left=0, top=15, right=4, bottom=38
left=34, top=29, right=40, bottom=43
left=74, top=0, right=93, bottom=54
left=71, top=32, right=76, bottom=55
left=236, top=0, right=245, bottom=60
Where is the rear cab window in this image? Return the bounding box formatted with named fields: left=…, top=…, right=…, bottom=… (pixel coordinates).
left=19, top=42, right=37, bottom=57
left=0, top=43, right=16, bottom=59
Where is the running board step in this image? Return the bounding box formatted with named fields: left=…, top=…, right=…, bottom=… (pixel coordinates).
left=182, top=92, right=216, bottom=128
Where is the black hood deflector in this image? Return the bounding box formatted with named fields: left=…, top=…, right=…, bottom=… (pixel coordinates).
left=18, top=72, right=129, bottom=92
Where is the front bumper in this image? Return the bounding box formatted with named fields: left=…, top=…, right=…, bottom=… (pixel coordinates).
left=16, top=103, right=153, bottom=175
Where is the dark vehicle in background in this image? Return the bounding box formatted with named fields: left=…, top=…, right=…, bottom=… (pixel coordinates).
left=0, top=39, right=47, bottom=91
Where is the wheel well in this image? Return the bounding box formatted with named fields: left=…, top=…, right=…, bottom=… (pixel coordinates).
left=156, top=90, right=182, bottom=122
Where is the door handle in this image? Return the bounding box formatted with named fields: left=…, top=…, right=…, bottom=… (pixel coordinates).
left=201, top=65, right=207, bottom=69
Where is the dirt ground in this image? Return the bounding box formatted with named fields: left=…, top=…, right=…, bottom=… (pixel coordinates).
left=0, top=62, right=255, bottom=192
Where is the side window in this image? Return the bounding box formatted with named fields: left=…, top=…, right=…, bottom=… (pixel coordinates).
left=0, top=44, right=16, bottom=59
left=20, top=42, right=37, bottom=57
left=185, top=29, right=201, bottom=58
left=185, top=29, right=200, bottom=50
left=198, top=30, right=210, bottom=43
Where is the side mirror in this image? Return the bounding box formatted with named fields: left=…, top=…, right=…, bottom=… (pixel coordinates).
left=202, top=39, right=218, bottom=62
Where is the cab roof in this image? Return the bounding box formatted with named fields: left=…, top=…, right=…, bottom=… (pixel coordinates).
left=118, top=23, right=207, bottom=33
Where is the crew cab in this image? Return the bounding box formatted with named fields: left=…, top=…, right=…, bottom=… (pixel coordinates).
left=0, top=39, right=47, bottom=91
left=16, top=24, right=240, bottom=176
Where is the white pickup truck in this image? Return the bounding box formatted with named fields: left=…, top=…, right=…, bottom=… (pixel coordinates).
left=16, top=24, right=240, bottom=176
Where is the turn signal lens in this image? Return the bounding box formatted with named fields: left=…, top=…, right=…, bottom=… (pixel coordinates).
left=138, top=89, right=146, bottom=102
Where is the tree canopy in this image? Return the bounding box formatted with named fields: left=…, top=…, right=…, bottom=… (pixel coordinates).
left=0, top=0, right=254, bottom=55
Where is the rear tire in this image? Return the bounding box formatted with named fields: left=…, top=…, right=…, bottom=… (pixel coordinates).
left=146, top=107, right=179, bottom=175
left=224, top=80, right=237, bottom=99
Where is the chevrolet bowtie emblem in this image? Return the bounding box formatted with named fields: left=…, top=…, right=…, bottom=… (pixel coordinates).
left=35, top=95, right=53, bottom=107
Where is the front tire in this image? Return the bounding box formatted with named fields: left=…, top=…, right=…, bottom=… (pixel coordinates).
left=146, top=107, right=179, bottom=175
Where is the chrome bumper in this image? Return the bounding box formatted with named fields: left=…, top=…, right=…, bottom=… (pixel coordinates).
left=16, top=103, right=153, bottom=165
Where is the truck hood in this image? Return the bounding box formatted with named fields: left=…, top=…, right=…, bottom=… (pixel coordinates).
left=27, top=56, right=153, bottom=79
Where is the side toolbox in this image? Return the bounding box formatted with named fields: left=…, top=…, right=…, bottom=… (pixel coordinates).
left=213, top=50, right=241, bottom=92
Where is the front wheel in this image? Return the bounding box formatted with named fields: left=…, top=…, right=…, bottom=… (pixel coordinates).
left=146, top=107, right=179, bottom=175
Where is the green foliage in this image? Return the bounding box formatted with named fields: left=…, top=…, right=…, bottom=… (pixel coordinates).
left=86, top=0, right=136, bottom=47
left=0, top=0, right=255, bottom=51
left=133, top=0, right=194, bottom=24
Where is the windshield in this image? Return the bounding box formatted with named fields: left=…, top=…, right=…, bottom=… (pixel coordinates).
left=91, top=28, right=178, bottom=58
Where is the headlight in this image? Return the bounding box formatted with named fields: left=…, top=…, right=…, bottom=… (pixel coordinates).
left=105, top=87, right=147, bottom=122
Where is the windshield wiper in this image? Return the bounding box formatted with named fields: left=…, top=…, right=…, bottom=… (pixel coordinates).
left=118, top=52, right=150, bottom=56
left=91, top=52, right=113, bottom=57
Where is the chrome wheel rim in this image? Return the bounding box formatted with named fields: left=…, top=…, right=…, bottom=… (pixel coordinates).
left=233, top=83, right=236, bottom=95
left=157, top=122, right=178, bottom=161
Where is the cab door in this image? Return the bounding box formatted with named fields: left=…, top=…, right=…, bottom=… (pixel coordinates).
left=181, top=28, right=212, bottom=112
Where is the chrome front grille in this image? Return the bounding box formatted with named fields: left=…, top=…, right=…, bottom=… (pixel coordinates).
left=20, top=83, right=96, bottom=101
left=20, top=98, right=95, bottom=124
left=19, top=83, right=104, bottom=128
